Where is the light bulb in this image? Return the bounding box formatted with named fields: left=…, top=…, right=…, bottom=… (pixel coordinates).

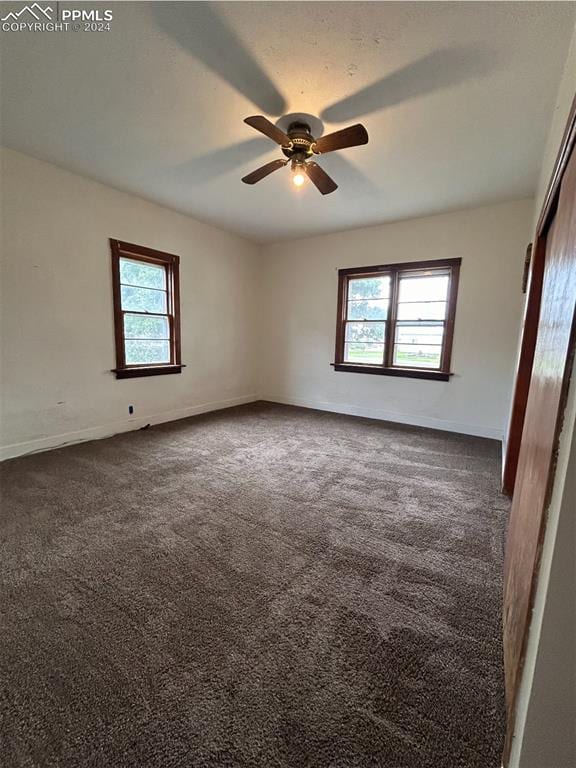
left=293, top=172, right=305, bottom=187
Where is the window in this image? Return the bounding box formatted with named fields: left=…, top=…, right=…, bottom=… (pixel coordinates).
left=334, top=258, right=461, bottom=381
left=110, top=239, right=182, bottom=379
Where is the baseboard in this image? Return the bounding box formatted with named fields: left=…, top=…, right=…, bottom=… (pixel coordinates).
left=0, top=394, right=260, bottom=461
left=1, top=392, right=503, bottom=460
left=262, top=394, right=504, bottom=440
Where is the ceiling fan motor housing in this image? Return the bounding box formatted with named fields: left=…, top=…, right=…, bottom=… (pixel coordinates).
left=282, top=121, right=316, bottom=159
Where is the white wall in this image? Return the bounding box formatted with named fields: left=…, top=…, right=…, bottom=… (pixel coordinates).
left=0, top=150, right=533, bottom=459
left=509, top=20, right=576, bottom=768
left=0, top=148, right=260, bottom=459
left=259, top=199, right=533, bottom=439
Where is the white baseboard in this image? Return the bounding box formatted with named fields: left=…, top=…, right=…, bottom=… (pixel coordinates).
left=0, top=394, right=260, bottom=461
left=262, top=394, right=504, bottom=440
left=1, top=392, right=503, bottom=461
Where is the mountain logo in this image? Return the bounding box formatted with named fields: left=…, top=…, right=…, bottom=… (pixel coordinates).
left=1, top=3, right=53, bottom=22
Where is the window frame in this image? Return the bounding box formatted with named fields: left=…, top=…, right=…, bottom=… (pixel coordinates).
left=110, top=239, right=182, bottom=379
left=333, top=258, right=461, bottom=381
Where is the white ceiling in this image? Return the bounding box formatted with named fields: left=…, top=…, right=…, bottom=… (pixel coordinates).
left=1, top=1, right=574, bottom=242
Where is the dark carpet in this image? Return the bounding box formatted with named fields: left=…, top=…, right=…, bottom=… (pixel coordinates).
left=0, top=402, right=508, bottom=768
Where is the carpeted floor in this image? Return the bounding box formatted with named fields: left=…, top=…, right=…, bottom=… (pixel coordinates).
left=0, top=402, right=508, bottom=768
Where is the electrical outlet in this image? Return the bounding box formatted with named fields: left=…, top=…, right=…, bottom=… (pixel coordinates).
left=128, top=405, right=134, bottom=415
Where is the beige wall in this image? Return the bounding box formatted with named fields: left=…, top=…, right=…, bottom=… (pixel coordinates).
left=0, top=148, right=260, bottom=459
left=2, top=150, right=532, bottom=460
left=509, top=20, right=576, bottom=768
left=259, top=199, right=533, bottom=439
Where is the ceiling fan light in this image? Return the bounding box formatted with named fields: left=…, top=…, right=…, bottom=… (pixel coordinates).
left=293, top=172, right=305, bottom=187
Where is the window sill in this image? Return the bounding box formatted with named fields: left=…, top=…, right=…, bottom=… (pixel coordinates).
left=331, top=363, right=452, bottom=382
left=112, top=365, right=184, bottom=380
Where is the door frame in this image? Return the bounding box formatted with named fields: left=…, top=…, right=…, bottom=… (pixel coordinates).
left=503, top=93, right=576, bottom=763
left=502, top=240, right=545, bottom=495
left=503, top=96, right=576, bottom=495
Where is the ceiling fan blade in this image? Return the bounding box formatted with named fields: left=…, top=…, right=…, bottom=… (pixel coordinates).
left=305, top=162, right=338, bottom=195
left=313, top=124, right=369, bottom=154
left=244, top=116, right=291, bottom=147
left=242, top=159, right=288, bottom=185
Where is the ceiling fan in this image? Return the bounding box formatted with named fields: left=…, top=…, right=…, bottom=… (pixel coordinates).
left=241, top=116, right=369, bottom=195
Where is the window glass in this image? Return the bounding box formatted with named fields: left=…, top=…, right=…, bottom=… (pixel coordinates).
left=396, top=301, right=447, bottom=321
left=397, top=274, right=448, bottom=303
left=393, top=344, right=442, bottom=369
left=347, top=298, right=389, bottom=320
left=120, top=258, right=166, bottom=290
left=124, top=314, right=170, bottom=339
left=344, top=321, right=385, bottom=364
left=344, top=342, right=385, bottom=365
left=125, top=340, right=171, bottom=365
left=120, top=285, right=167, bottom=314
left=348, top=275, right=390, bottom=300
left=395, top=322, right=444, bottom=346
left=345, top=322, right=386, bottom=343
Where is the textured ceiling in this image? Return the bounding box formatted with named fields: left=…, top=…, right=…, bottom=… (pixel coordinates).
left=1, top=1, right=574, bottom=242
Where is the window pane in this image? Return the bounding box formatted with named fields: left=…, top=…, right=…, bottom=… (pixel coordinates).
left=344, top=322, right=386, bottom=364
left=345, top=321, right=386, bottom=343
left=125, top=340, right=170, bottom=365
left=347, top=298, right=389, bottom=320
left=121, top=285, right=167, bottom=313
left=395, top=322, right=445, bottom=346
left=393, top=344, right=442, bottom=368
left=124, top=314, right=170, bottom=339
left=396, top=301, right=446, bottom=320
left=398, top=274, right=449, bottom=303
left=344, top=342, right=385, bottom=365
left=348, top=275, right=390, bottom=300
left=120, top=258, right=166, bottom=290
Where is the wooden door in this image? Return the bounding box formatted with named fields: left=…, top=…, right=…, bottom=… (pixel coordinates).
left=502, top=239, right=545, bottom=496
left=503, top=136, right=576, bottom=758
